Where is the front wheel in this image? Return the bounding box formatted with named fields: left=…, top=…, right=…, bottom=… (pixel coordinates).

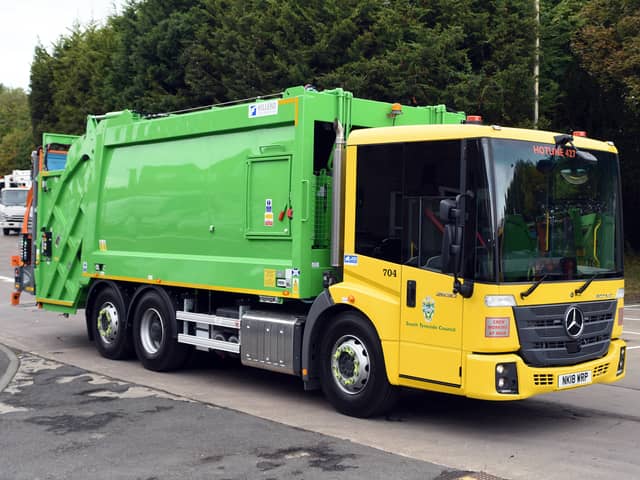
left=133, top=290, right=189, bottom=371
left=319, top=312, right=397, bottom=417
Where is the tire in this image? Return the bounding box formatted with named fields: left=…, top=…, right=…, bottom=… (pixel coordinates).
left=319, top=312, right=397, bottom=418
left=2, top=228, right=10, bottom=235
left=90, top=286, right=134, bottom=360
left=132, top=290, right=189, bottom=371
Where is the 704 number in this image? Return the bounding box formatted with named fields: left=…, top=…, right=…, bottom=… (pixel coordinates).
left=382, top=268, right=397, bottom=277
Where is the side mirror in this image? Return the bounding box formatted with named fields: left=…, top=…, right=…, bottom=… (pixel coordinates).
left=441, top=222, right=463, bottom=274
left=440, top=196, right=464, bottom=275
left=440, top=192, right=475, bottom=298
left=439, top=198, right=457, bottom=223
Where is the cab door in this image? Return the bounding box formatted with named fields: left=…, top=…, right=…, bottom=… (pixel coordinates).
left=399, top=196, right=463, bottom=387
left=351, top=138, right=483, bottom=389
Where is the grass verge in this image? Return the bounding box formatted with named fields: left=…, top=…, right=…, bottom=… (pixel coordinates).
left=624, top=252, right=640, bottom=304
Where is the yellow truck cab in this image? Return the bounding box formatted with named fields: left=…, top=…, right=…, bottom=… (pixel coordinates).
left=334, top=124, right=625, bottom=405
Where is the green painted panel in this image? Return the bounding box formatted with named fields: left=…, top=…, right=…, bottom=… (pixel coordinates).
left=245, top=156, right=291, bottom=238
left=34, top=86, right=466, bottom=312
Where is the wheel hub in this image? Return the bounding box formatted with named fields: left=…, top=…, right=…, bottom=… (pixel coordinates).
left=140, top=308, right=164, bottom=355
left=331, top=335, right=370, bottom=395
left=97, top=303, right=119, bottom=344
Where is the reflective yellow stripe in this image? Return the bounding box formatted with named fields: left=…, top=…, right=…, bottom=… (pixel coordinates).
left=36, top=298, right=74, bottom=306
left=82, top=273, right=298, bottom=298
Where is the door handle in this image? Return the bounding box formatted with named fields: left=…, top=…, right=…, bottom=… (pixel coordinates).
left=407, top=280, right=416, bottom=307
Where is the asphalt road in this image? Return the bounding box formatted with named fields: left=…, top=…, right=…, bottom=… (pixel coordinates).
left=1, top=233, right=638, bottom=479
left=0, top=348, right=469, bottom=480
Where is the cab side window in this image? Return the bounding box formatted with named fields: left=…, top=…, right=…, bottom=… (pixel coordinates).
left=354, top=144, right=403, bottom=263
left=402, top=141, right=462, bottom=270
left=354, top=141, right=462, bottom=267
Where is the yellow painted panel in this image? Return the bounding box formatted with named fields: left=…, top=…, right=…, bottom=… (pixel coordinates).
left=400, top=265, right=463, bottom=385
left=492, top=278, right=623, bottom=306
left=329, top=280, right=401, bottom=343
left=342, top=254, right=402, bottom=297
left=381, top=340, right=400, bottom=385
left=348, top=124, right=617, bottom=154
left=343, top=145, right=358, bottom=253
left=462, top=283, right=521, bottom=353
left=399, top=342, right=461, bottom=387
left=463, top=339, right=626, bottom=400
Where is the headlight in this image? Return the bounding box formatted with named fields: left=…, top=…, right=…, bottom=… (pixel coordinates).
left=485, top=295, right=516, bottom=307
left=495, top=362, right=519, bottom=394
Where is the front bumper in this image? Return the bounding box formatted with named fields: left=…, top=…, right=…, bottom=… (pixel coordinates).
left=0, top=221, right=22, bottom=229
left=464, top=339, right=626, bottom=400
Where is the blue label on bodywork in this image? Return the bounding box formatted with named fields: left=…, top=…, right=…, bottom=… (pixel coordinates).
left=344, top=254, right=358, bottom=266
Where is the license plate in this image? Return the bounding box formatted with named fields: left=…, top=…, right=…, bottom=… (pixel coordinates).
left=558, top=370, right=592, bottom=389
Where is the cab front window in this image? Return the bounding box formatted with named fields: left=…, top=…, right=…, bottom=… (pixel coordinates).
left=488, top=138, right=623, bottom=282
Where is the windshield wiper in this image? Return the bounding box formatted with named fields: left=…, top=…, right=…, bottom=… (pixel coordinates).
left=520, top=274, right=548, bottom=300
left=575, top=272, right=600, bottom=296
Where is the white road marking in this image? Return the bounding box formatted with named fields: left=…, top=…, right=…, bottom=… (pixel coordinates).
left=627, top=345, right=640, bottom=350
left=622, top=330, right=640, bottom=335
left=0, top=275, right=14, bottom=283
left=0, top=402, right=29, bottom=415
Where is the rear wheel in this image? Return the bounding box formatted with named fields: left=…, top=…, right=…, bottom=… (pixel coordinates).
left=319, top=312, right=397, bottom=417
left=90, top=286, right=133, bottom=360
left=133, top=290, right=189, bottom=371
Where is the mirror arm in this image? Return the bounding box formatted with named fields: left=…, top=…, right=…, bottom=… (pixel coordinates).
left=452, top=274, right=474, bottom=298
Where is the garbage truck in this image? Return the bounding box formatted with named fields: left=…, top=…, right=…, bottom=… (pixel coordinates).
left=12, top=86, right=627, bottom=417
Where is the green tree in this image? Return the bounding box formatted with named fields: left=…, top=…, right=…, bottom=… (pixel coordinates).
left=48, top=23, right=120, bottom=134
left=318, top=0, right=473, bottom=108
left=29, top=23, right=119, bottom=138
left=573, top=0, right=640, bottom=115
left=108, top=0, right=201, bottom=112
left=569, top=0, right=640, bottom=248
left=30, top=46, right=58, bottom=144
left=28, top=0, right=542, bottom=126
left=0, top=85, right=34, bottom=172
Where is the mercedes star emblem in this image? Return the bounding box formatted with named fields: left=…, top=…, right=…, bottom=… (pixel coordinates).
left=564, top=306, right=585, bottom=339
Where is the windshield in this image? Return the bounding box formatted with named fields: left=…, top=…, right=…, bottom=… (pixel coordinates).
left=488, top=138, right=622, bottom=282
left=1, top=189, right=28, bottom=206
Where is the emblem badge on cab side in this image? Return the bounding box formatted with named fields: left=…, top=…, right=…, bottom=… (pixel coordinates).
left=422, top=296, right=435, bottom=322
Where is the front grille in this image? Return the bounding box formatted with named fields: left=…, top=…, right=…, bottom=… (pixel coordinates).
left=7, top=215, right=23, bottom=223
left=514, top=300, right=615, bottom=367
left=533, top=373, right=554, bottom=386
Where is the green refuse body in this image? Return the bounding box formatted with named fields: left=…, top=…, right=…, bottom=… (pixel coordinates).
left=32, top=86, right=464, bottom=312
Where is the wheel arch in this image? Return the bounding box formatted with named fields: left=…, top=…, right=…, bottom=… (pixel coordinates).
left=302, top=290, right=380, bottom=390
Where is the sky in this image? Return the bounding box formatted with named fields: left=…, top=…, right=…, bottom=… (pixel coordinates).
left=0, top=0, right=126, bottom=91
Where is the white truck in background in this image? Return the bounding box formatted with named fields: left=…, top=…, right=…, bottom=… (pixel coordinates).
left=0, top=169, right=32, bottom=235
left=0, top=170, right=31, bottom=190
